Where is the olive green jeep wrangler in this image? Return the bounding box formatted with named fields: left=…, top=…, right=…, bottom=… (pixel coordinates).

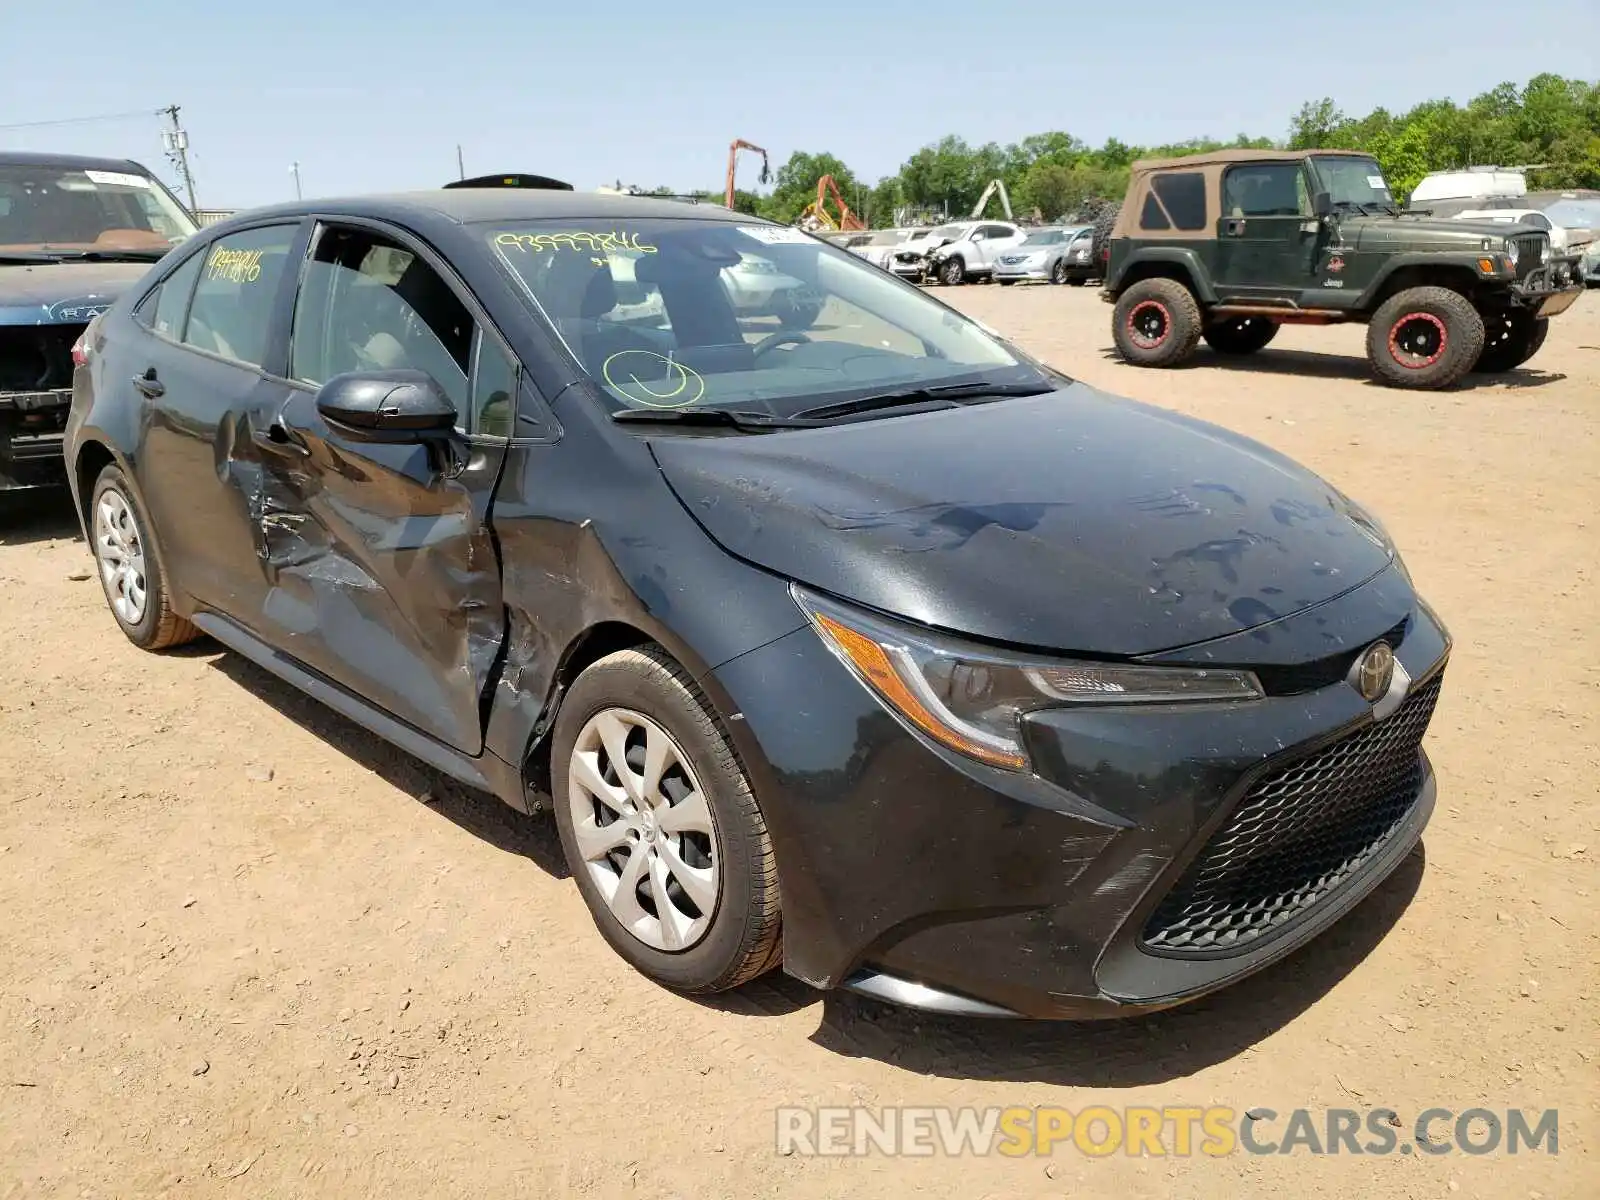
left=1093, top=149, right=1585, bottom=389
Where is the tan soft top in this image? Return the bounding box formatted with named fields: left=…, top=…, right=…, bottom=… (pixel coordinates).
left=1128, top=147, right=1372, bottom=172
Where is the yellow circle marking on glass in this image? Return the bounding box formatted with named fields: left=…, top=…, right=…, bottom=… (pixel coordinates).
left=601, top=351, right=706, bottom=409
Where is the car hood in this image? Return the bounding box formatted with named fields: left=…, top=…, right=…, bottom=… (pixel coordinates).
left=0, top=261, right=150, bottom=325
left=651, top=384, right=1395, bottom=656
left=1342, top=214, right=1538, bottom=250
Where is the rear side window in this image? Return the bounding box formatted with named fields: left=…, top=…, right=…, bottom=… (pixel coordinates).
left=148, top=251, right=204, bottom=340
left=1151, top=173, right=1208, bottom=230
left=1139, top=194, right=1172, bottom=230
left=185, top=225, right=298, bottom=368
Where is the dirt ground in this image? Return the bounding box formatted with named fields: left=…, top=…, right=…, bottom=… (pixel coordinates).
left=1, top=286, right=1595, bottom=1200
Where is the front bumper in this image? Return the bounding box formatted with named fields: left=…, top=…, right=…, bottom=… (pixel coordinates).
left=993, top=262, right=1051, bottom=281
left=1512, top=256, right=1584, bottom=317
left=712, top=566, right=1449, bottom=1019
left=1, top=388, right=71, bottom=490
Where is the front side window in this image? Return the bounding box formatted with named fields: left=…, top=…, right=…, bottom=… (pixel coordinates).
left=0, top=163, right=196, bottom=255
left=184, top=225, right=298, bottom=368
left=1223, top=163, right=1310, bottom=218
left=290, top=226, right=473, bottom=412
left=487, top=220, right=1041, bottom=417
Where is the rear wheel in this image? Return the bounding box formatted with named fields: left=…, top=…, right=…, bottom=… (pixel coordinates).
left=1474, top=312, right=1548, bottom=372
left=89, top=465, right=200, bottom=651
left=1203, top=315, right=1279, bottom=355
left=552, top=647, right=782, bottom=994
left=1111, top=278, right=1202, bottom=368
left=1366, top=287, right=1484, bottom=389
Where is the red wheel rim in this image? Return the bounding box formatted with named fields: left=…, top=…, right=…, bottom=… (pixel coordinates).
left=1387, top=311, right=1448, bottom=369
left=1127, top=300, right=1171, bottom=349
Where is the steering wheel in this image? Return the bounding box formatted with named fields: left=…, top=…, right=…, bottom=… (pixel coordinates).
left=752, top=331, right=812, bottom=359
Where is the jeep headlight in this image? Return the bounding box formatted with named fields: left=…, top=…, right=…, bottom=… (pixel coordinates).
left=1507, top=240, right=1520, bottom=268
left=793, top=585, right=1263, bottom=771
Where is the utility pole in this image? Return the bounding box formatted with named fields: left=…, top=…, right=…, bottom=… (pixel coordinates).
left=456, top=145, right=465, bottom=181
left=159, top=105, right=198, bottom=213
left=290, top=161, right=303, bottom=200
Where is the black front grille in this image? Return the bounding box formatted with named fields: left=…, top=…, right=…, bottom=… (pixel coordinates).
left=1143, top=672, right=1443, bottom=956
left=1512, top=236, right=1547, bottom=280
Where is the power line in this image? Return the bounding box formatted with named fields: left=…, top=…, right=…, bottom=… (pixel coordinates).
left=0, top=109, right=159, bottom=133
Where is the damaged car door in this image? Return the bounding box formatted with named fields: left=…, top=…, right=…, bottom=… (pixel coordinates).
left=248, top=221, right=512, bottom=754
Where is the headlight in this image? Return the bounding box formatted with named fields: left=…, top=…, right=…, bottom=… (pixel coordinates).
left=1507, top=240, right=1520, bottom=267
left=793, top=586, right=1263, bottom=771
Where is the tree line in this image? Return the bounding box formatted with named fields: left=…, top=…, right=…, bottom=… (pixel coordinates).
left=636, top=74, right=1598, bottom=227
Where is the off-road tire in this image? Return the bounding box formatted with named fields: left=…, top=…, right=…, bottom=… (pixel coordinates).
left=1474, top=312, right=1548, bottom=373
left=1050, top=260, right=1069, bottom=285
left=89, top=465, right=201, bottom=651
left=939, top=256, right=966, bottom=287
left=1111, top=278, right=1202, bottom=368
left=1203, top=315, right=1279, bottom=356
left=1090, top=203, right=1121, bottom=277
left=551, top=646, right=782, bottom=994
left=1366, top=287, right=1484, bottom=389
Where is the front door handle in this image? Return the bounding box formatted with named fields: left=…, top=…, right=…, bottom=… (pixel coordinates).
left=252, top=419, right=309, bottom=457
left=1222, top=218, right=1246, bottom=237
left=132, top=367, right=164, bottom=398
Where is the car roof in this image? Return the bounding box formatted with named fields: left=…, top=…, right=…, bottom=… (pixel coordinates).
left=204, top=188, right=759, bottom=231
left=0, top=150, right=155, bottom=173
left=1130, top=147, right=1373, bottom=172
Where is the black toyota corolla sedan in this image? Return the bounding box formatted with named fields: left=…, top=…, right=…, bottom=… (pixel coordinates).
left=65, top=181, right=1450, bottom=1019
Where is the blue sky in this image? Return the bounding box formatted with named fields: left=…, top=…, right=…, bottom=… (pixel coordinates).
left=3, top=1, right=1593, bottom=209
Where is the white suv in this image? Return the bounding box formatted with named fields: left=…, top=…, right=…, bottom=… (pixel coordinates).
left=924, top=221, right=1027, bottom=286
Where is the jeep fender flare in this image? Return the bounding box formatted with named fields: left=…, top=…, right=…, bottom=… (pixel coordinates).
left=1356, top=253, right=1494, bottom=310
left=1107, top=248, right=1218, bottom=304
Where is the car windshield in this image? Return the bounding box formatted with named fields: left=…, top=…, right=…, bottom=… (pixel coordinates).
left=1312, top=156, right=1396, bottom=209
left=1021, top=230, right=1065, bottom=245
left=0, top=163, right=196, bottom=254
left=487, top=219, right=1046, bottom=417
left=1545, top=199, right=1600, bottom=228
left=929, top=224, right=967, bottom=241
left=867, top=231, right=904, bottom=245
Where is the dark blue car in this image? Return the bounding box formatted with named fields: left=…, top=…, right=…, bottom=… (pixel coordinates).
left=1, top=152, right=197, bottom=492
left=65, top=182, right=1450, bottom=1019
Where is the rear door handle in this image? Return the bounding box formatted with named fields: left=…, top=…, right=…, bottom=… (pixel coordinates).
left=133, top=368, right=164, bottom=398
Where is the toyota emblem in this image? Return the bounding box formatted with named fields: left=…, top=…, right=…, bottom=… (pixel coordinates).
left=1352, top=642, right=1395, bottom=703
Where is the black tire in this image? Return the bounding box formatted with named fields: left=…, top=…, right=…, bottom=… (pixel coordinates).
left=1366, top=287, right=1485, bottom=389
left=551, top=646, right=782, bottom=994
left=1111, top=278, right=1202, bottom=368
left=998, top=278, right=1016, bottom=286
left=1203, top=315, right=1279, bottom=356
left=1090, top=203, right=1121, bottom=277
left=1474, top=312, right=1548, bottom=372
left=1068, top=277, right=1087, bottom=287
left=88, top=464, right=201, bottom=651
left=939, top=256, right=965, bottom=287
left=1050, top=260, right=1068, bottom=285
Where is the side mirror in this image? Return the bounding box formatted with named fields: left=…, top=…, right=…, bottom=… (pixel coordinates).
left=1313, top=191, right=1333, bottom=217
left=315, top=370, right=458, bottom=443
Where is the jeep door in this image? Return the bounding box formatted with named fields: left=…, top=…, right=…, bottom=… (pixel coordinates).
left=247, top=220, right=512, bottom=754
left=125, top=220, right=308, bottom=615
left=1212, top=161, right=1323, bottom=301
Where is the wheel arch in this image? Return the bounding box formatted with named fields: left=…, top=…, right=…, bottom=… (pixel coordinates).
left=1108, top=250, right=1216, bottom=303
left=1359, top=261, right=1487, bottom=313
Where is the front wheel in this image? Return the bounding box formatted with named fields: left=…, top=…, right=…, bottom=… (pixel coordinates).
left=775, top=294, right=823, bottom=331
left=939, top=256, right=966, bottom=287
left=1111, top=278, right=1202, bottom=368
left=1474, top=312, right=1548, bottom=372
left=552, top=646, right=782, bottom=994
left=1050, top=260, right=1068, bottom=285
left=1366, top=287, right=1484, bottom=389
left=998, top=277, right=1016, bottom=286
left=89, top=464, right=201, bottom=651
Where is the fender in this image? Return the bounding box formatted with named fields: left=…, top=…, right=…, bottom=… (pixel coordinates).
left=1107, top=247, right=1218, bottom=303
left=1354, top=252, right=1496, bottom=309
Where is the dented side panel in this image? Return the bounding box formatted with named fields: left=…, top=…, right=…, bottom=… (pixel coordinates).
left=243, top=386, right=509, bottom=755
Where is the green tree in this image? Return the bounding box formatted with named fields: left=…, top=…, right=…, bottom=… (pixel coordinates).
left=758, top=151, right=862, bottom=225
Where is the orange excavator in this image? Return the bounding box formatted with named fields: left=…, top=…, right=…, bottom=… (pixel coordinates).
left=725, top=139, right=771, bottom=209
left=798, top=175, right=866, bottom=232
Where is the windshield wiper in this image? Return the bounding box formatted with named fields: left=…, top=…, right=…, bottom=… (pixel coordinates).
left=610, top=407, right=818, bottom=431
left=33, top=249, right=168, bottom=263
left=791, top=380, right=1054, bottom=423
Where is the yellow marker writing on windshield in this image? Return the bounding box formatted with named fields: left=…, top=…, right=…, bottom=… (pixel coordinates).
left=601, top=351, right=705, bottom=409
left=496, top=231, right=658, bottom=255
